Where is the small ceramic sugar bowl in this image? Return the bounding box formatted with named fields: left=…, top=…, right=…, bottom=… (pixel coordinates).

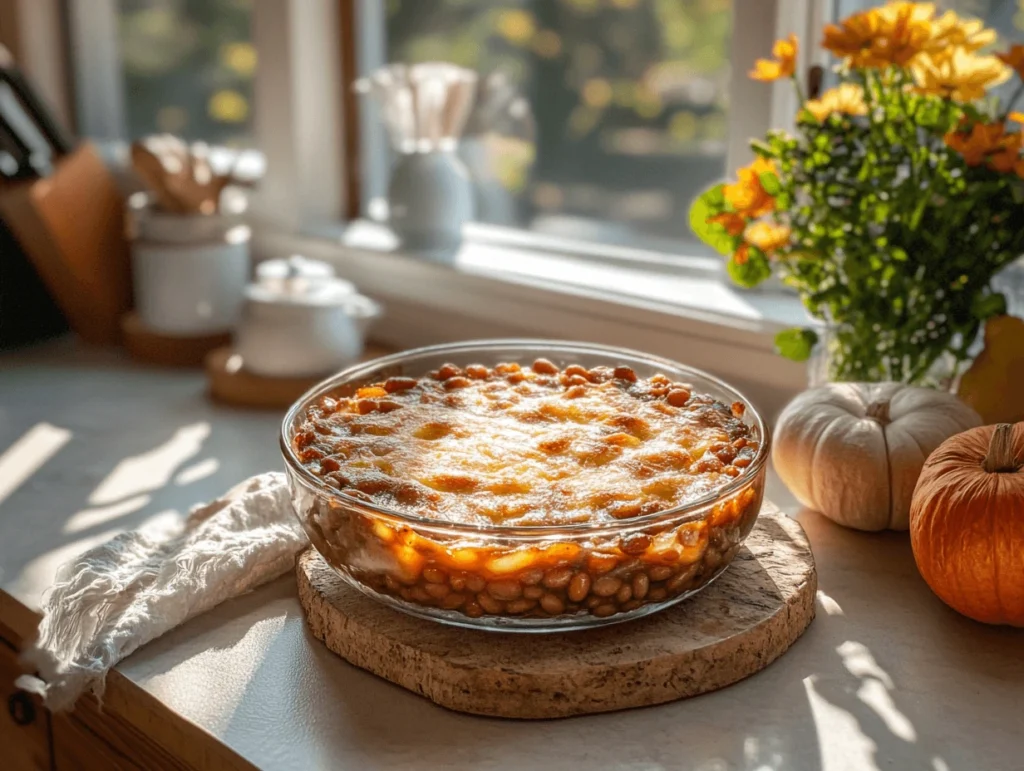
left=235, top=256, right=381, bottom=378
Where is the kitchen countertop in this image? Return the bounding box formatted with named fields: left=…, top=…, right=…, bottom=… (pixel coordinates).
left=1, top=339, right=1021, bottom=771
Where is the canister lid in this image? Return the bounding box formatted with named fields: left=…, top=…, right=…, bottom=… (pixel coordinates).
left=256, top=255, right=336, bottom=282
left=247, top=256, right=358, bottom=306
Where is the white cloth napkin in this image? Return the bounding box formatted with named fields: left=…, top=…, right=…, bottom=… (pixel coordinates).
left=16, top=472, right=308, bottom=711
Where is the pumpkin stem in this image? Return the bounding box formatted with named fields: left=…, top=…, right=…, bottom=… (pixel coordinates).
left=983, top=423, right=1020, bottom=473
left=865, top=399, right=891, bottom=425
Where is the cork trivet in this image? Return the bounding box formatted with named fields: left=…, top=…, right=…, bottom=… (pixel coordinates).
left=297, top=504, right=816, bottom=719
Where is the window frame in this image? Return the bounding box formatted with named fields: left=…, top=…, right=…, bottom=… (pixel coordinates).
left=57, top=0, right=824, bottom=243
left=39, top=0, right=827, bottom=407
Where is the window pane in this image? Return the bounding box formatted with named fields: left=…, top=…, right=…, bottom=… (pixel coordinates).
left=379, top=0, right=732, bottom=253
left=117, top=0, right=255, bottom=146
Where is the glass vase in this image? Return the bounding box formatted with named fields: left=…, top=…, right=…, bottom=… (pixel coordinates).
left=807, top=323, right=965, bottom=392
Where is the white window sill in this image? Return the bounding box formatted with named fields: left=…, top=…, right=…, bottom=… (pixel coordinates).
left=252, top=220, right=809, bottom=416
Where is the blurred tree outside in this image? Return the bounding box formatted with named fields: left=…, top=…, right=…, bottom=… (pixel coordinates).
left=385, top=0, right=732, bottom=247
left=118, top=0, right=254, bottom=146
left=110, top=0, right=1023, bottom=248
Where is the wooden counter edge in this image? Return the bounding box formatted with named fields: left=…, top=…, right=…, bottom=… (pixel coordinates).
left=1, top=588, right=258, bottom=771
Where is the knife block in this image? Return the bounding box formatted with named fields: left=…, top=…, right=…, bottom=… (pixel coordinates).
left=0, top=143, right=130, bottom=345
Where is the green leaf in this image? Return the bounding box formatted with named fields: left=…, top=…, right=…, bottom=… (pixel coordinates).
left=971, top=292, right=1007, bottom=319
left=750, top=139, right=775, bottom=159
left=689, top=183, right=736, bottom=256
left=774, top=328, right=819, bottom=362
left=726, top=246, right=772, bottom=288
left=759, top=171, right=781, bottom=196
left=702, top=183, right=725, bottom=206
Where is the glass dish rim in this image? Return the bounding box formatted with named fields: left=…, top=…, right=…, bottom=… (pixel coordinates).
left=279, top=338, right=771, bottom=538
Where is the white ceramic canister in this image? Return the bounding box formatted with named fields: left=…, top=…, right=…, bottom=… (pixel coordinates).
left=129, top=193, right=251, bottom=336
left=235, top=256, right=382, bottom=378
left=388, top=150, right=475, bottom=252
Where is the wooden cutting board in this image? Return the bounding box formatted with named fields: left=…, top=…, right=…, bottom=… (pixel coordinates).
left=0, top=144, right=130, bottom=345
left=297, top=504, right=816, bottom=719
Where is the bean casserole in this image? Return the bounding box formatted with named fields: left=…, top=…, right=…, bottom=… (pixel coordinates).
left=283, top=341, right=768, bottom=630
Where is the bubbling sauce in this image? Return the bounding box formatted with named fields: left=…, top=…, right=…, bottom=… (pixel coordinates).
left=293, top=359, right=757, bottom=527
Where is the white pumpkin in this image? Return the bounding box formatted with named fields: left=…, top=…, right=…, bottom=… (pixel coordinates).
left=773, top=382, right=981, bottom=531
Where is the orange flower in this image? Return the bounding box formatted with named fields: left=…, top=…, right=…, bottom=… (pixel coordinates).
left=874, top=2, right=938, bottom=66
left=822, top=10, right=884, bottom=67
left=988, top=138, right=1023, bottom=173
left=750, top=34, right=798, bottom=82
left=945, top=120, right=1005, bottom=165
left=708, top=211, right=747, bottom=236
left=745, top=221, right=792, bottom=253
left=944, top=120, right=1024, bottom=174
left=723, top=157, right=777, bottom=218
left=997, top=45, right=1024, bottom=79
left=733, top=243, right=750, bottom=266
left=823, top=2, right=935, bottom=68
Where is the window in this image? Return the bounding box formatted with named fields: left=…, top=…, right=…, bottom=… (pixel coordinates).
left=63, top=0, right=788, bottom=256
left=70, top=0, right=256, bottom=145
left=43, top=0, right=809, bottom=390
left=117, top=0, right=256, bottom=146
left=365, top=0, right=734, bottom=255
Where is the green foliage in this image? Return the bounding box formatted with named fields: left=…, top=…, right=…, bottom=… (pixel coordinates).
left=758, top=171, right=781, bottom=195
left=727, top=247, right=771, bottom=287
left=774, top=328, right=819, bottom=362
left=689, top=184, right=735, bottom=256
left=691, top=66, right=1024, bottom=386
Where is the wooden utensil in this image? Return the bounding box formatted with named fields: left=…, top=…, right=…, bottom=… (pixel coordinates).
left=130, top=135, right=246, bottom=215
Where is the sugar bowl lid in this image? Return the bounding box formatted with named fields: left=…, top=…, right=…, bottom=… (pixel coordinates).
left=247, top=255, right=357, bottom=306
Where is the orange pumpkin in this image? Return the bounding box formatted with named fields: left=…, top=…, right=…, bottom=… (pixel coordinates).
left=910, top=422, right=1024, bottom=626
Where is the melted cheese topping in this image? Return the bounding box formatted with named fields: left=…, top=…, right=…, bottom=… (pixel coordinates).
left=294, top=363, right=755, bottom=526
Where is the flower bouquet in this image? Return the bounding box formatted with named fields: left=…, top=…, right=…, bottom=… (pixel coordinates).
left=690, top=2, right=1024, bottom=387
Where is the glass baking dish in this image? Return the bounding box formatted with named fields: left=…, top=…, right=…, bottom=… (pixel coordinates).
left=280, top=340, right=769, bottom=632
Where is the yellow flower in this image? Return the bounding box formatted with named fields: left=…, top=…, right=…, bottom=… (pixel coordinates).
left=912, top=47, right=1010, bottom=101
left=873, top=2, right=938, bottom=65
left=802, top=83, right=868, bottom=122
left=723, top=157, right=776, bottom=218
left=745, top=221, right=791, bottom=253
left=997, top=45, right=1024, bottom=79
left=944, top=120, right=1023, bottom=174
left=823, top=2, right=935, bottom=68
left=750, top=34, right=798, bottom=82
left=928, top=10, right=996, bottom=52
left=707, top=211, right=747, bottom=237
